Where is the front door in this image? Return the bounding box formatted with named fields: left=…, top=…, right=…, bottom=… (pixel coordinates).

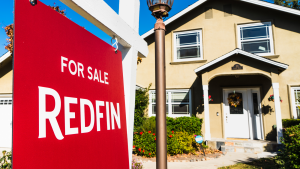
left=0, top=98, right=13, bottom=148
left=224, top=89, right=250, bottom=138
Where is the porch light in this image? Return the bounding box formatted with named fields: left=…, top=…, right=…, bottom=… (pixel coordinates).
left=147, top=0, right=174, bottom=18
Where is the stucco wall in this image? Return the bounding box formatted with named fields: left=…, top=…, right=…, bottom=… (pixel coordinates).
left=136, top=0, right=300, bottom=140
left=0, top=60, right=13, bottom=94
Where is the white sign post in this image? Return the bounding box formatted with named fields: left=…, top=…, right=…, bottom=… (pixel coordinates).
left=60, top=0, right=148, bottom=168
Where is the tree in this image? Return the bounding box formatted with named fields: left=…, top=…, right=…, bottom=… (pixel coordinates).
left=273, top=0, right=300, bottom=9
left=4, top=5, right=66, bottom=55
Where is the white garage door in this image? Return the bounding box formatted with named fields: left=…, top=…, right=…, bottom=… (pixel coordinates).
left=0, top=98, right=12, bottom=148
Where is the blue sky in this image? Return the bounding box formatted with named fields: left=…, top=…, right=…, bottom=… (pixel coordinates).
left=0, top=0, right=273, bottom=56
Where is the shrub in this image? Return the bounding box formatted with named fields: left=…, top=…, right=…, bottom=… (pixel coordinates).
left=136, top=116, right=203, bottom=136
left=0, top=151, right=11, bottom=169
left=135, top=116, right=156, bottom=134
left=133, top=130, right=156, bottom=157
left=134, top=84, right=151, bottom=128
left=132, top=159, right=143, bottom=169
left=274, top=124, right=300, bottom=168
left=167, top=116, right=203, bottom=135
left=282, top=119, right=300, bottom=128
left=167, top=131, right=196, bottom=155
left=133, top=130, right=198, bottom=157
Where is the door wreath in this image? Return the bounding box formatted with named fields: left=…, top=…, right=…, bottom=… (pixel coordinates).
left=227, top=93, right=242, bottom=107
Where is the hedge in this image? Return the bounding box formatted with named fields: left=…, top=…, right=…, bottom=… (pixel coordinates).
left=274, top=124, right=300, bottom=168
left=133, top=116, right=203, bottom=157
left=282, top=119, right=300, bottom=128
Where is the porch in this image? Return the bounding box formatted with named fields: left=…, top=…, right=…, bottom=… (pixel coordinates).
left=194, top=49, right=288, bottom=144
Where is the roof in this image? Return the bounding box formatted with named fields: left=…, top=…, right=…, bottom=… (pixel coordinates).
left=142, top=0, right=300, bottom=39
left=0, top=52, right=11, bottom=64
left=194, top=48, right=289, bottom=73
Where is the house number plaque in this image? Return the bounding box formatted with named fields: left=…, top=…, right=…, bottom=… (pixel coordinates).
left=232, top=64, right=243, bottom=70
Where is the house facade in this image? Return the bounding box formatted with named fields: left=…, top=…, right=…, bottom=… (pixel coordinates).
left=0, top=52, right=13, bottom=151
left=136, top=0, right=300, bottom=143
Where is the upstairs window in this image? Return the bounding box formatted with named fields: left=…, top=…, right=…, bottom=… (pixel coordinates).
left=149, top=90, right=191, bottom=117
left=237, top=22, right=274, bottom=56
left=173, top=30, right=203, bottom=62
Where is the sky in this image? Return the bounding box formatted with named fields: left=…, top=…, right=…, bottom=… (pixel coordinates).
left=0, top=0, right=273, bottom=56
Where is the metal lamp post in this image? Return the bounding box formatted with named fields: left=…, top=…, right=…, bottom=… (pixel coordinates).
left=147, top=1, right=174, bottom=169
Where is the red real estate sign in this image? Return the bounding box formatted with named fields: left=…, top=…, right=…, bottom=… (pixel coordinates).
left=13, top=0, right=129, bottom=168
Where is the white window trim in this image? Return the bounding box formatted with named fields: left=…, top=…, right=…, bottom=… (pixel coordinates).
left=173, top=29, right=204, bottom=62
left=237, top=22, right=275, bottom=56
left=149, top=89, right=192, bottom=118
left=291, top=87, right=300, bottom=119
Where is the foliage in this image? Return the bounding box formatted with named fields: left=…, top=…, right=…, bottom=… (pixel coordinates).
left=132, top=159, right=143, bottom=169
left=282, top=119, right=300, bottom=128
left=167, top=131, right=196, bottom=155
left=273, top=0, right=300, bottom=9
left=268, top=94, right=283, bottom=102
left=4, top=25, right=13, bottom=53
left=135, top=116, right=156, bottom=133
left=135, top=116, right=202, bottom=135
left=4, top=5, right=66, bottom=54
left=166, top=116, right=202, bottom=135
left=137, top=57, right=142, bottom=65
left=227, top=93, right=242, bottom=107
left=133, top=116, right=203, bottom=157
left=0, top=151, right=12, bottom=169
left=218, top=158, right=276, bottom=169
left=134, top=84, right=151, bottom=128
left=133, top=130, right=197, bottom=157
left=202, top=95, right=213, bottom=102
left=274, top=124, right=300, bottom=168
left=133, top=130, right=157, bottom=157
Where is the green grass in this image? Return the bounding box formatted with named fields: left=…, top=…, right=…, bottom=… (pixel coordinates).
left=218, top=158, right=277, bottom=169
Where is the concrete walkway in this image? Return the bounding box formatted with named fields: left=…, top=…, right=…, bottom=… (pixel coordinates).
left=142, top=152, right=277, bottom=169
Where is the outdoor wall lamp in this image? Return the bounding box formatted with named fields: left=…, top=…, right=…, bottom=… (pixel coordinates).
left=147, top=0, right=174, bottom=169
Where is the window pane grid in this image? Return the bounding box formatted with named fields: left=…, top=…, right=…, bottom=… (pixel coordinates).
left=150, top=91, right=190, bottom=116
left=240, top=25, right=270, bottom=41
left=239, top=22, right=273, bottom=55
left=293, top=89, right=300, bottom=119
left=175, top=30, right=202, bottom=61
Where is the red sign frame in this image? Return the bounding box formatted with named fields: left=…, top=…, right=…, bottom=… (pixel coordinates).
left=13, top=0, right=129, bottom=168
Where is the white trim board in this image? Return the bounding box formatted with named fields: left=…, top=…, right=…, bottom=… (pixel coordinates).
left=60, top=0, right=148, bottom=58
left=194, top=48, right=288, bottom=73
left=142, top=0, right=300, bottom=39
left=0, top=52, right=11, bottom=64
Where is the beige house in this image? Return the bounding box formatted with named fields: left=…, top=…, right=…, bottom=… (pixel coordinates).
left=0, top=51, right=13, bottom=151
left=137, top=0, right=300, bottom=143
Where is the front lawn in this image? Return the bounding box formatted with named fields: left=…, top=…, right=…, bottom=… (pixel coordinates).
left=218, top=158, right=277, bottom=169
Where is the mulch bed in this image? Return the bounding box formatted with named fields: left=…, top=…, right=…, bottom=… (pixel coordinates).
left=133, top=149, right=226, bottom=163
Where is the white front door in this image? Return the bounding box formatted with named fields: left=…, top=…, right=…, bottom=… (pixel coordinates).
left=0, top=98, right=13, bottom=148
left=223, top=88, right=264, bottom=140
left=224, top=89, right=250, bottom=138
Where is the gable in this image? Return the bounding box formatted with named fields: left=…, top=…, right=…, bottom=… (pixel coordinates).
left=194, top=49, right=288, bottom=73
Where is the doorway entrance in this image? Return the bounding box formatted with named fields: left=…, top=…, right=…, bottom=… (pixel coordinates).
left=223, top=88, right=264, bottom=140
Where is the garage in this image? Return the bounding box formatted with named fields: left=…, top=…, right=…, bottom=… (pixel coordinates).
left=0, top=97, right=12, bottom=149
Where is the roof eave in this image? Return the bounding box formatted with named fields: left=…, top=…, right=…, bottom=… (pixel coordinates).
left=194, top=49, right=289, bottom=73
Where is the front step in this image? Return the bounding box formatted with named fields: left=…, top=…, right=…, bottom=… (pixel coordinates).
left=221, top=145, right=262, bottom=154
left=207, top=139, right=281, bottom=154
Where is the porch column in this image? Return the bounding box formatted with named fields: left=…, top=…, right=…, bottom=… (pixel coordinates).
left=203, top=85, right=211, bottom=140
left=272, top=83, right=283, bottom=144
